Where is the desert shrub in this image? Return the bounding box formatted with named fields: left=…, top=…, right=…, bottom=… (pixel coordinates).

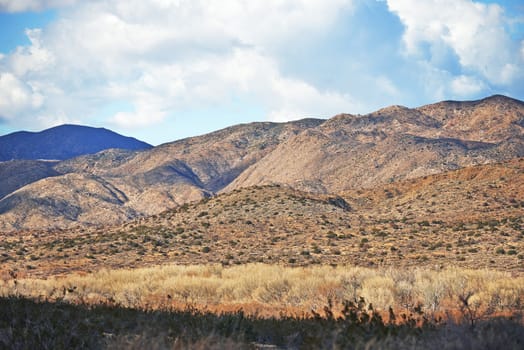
left=413, top=272, right=447, bottom=313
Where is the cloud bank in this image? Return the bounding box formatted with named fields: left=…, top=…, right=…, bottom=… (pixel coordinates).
left=0, top=0, right=522, bottom=143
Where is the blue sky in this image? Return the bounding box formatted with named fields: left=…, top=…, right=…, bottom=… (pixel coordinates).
left=0, top=0, right=523, bottom=145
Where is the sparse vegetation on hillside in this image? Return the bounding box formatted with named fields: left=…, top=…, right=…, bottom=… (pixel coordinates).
left=1, top=159, right=522, bottom=278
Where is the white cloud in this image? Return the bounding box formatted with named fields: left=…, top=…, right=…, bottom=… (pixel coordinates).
left=387, top=0, right=524, bottom=85
left=111, top=108, right=166, bottom=128
left=266, top=78, right=358, bottom=122
left=8, top=29, right=55, bottom=76
left=0, top=0, right=356, bottom=131
left=375, top=76, right=400, bottom=97
left=0, top=72, right=43, bottom=118
left=264, top=69, right=359, bottom=121
left=0, top=0, right=77, bottom=12
left=450, top=75, right=486, bottom=96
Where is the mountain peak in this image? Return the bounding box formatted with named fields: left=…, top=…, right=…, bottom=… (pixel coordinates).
left=0, top=124, right=152, bottom=161
left=374, top=104, right=411, bottom=114
left=480, top=94, right=524, bottom=105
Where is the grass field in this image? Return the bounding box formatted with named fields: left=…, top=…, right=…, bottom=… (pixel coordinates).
left=3, top=264, right=523, bottom=316
left=1, top=263, right=523, bottom=348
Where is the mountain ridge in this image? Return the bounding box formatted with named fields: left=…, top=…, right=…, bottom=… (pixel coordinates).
left=0, top=94, right=522, bottom=231
left=227, top=94, right=523, bottom=193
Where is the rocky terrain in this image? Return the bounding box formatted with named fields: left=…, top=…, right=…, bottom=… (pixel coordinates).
left=228, top=95, right=523, bottom=193
left=0, top=95, right=522, bottom=232
left=1, top=158, right=521, bottom=278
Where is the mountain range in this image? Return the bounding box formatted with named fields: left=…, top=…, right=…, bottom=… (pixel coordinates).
left=0, top=94, right=522, bottom=232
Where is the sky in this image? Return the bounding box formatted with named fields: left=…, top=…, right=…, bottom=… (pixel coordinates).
left=0, top=0, right=523, bottom=145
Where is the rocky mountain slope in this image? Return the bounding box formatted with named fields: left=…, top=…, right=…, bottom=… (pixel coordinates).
left=0, top=95, right=522, bottom=231
left=0, top=160, right=59, bottom=199
left=2, top=158, right=522, bottom=277
left=228, top=95, right=523, bottom=193
left=0, top=124, right=152, bottom=161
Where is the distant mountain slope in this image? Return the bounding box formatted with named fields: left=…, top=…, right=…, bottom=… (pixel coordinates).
left=0, top=173, right=138, bottom=231
left=0, top=160, right=59, bottom=199
left=0, top=124, right=152, bottom=161
left=227, top=95, right=524, bottom=193
left=56, top=119, right=324, bottom=191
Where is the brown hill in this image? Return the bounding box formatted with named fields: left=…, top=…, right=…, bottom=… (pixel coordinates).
left=2, top=159, right=522, bottom=278
left=227, top=95, right=523, bottom=193
left=0, top=173, right=138, bottom=231
left=0, top=119, right=323, bottom=231
left=416, top=94, right=524, bottom=142
left=56, top=119, right=324, bottom=191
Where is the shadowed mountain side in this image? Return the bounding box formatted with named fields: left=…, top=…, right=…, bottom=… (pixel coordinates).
left=0, top=124, right=152, bottom=161
left=0, top=160, right=59, bottom=199
left=54, top=149, right=139, bottom=174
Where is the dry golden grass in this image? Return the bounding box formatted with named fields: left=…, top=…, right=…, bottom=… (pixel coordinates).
left=2, top=263, right=523, bottom=320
